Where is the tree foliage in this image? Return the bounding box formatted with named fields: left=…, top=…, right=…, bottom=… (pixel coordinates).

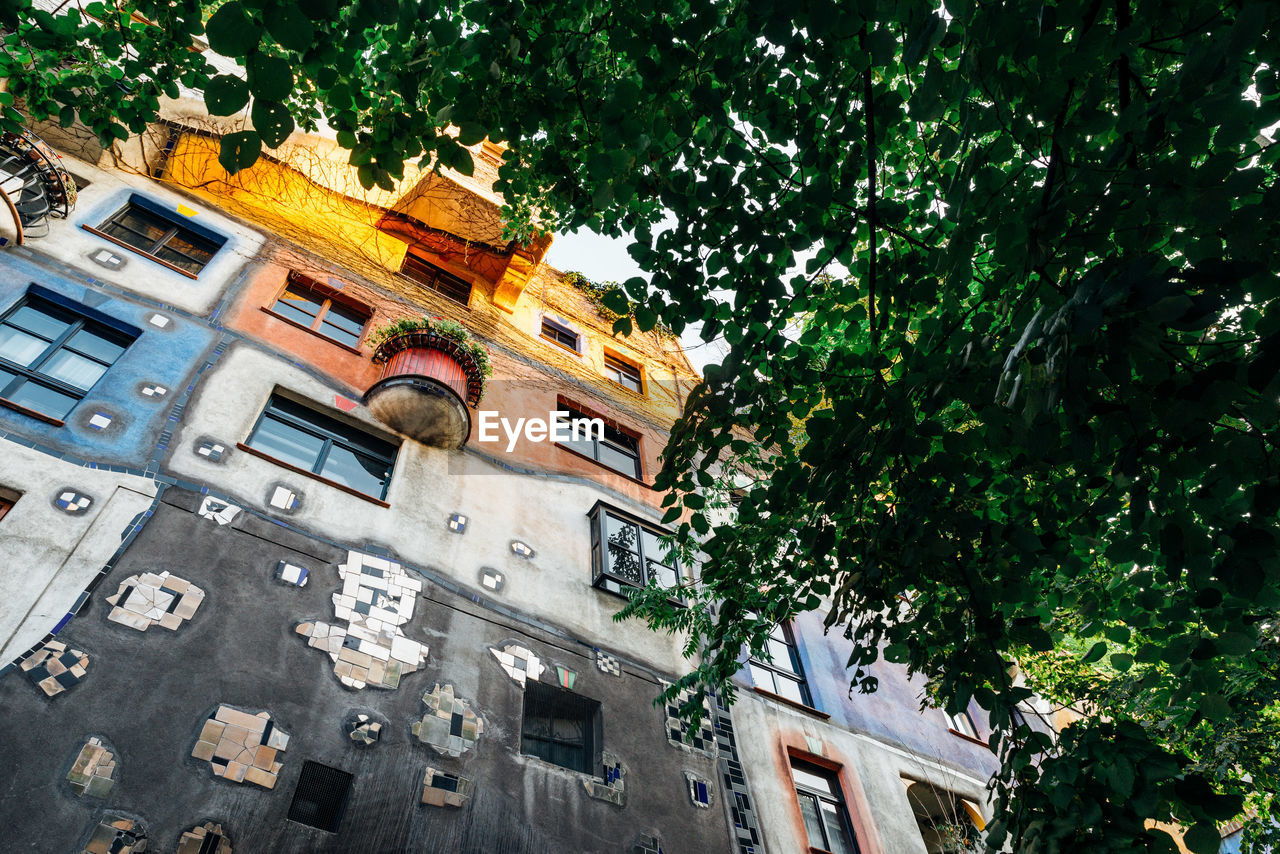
left=6, top=0, right=1280, bottom=850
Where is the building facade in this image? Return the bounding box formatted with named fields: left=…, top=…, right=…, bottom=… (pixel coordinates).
left=0, top=106, right=1015, bottom=853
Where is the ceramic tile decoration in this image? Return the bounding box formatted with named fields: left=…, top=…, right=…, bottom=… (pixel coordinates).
left=709, top=690, right=764, bottom=853
left=509, top=540, right=534, bottom=558
left=488, top=643, right=544, bottom=687
left=269, top=486, right=300, bottom=510
left=55, top=490, right=93, bottom=513
left=479, top=568, right=504, bottom=592
left=198, top=496, right=241, bottom=525
left=583, top=751, right=626, bottom=805
left=595, top=649, right=622, bottom=676
left=420, top=767, right=474, bottom=808
left=141, top=383, right=168, bottom=397
left=296, top=550, right=428, bottom=690
left=88, top=248, right=125, bottom=270
left=192, top=704, right=289, bottom=789
left=148, top=313, right=170, bottom=328
left=411, top=683, right=484, bottom=757
left=176, top=822, right=232, bottom=854
left=447, top=513, right=467, bottom=533
left=88, top=413, right=112, bottom=430
left=67, top=737, right=116, bottom=798
left=630, top=833, right=665, bottom=854
left=105, top=571, right=204, bottom=632
left=20, top=640, right=89, bottom=697
left=347, top=714, right=381, bottom=746
left=684, top=771, right=713, bottom=808
left=555, top=665, right=577, bottom=690
left=82, top=815, right=147, bottom=854
left=661, top=681, right=717, bottom=757
left=275, top=561, right=309, bottom=587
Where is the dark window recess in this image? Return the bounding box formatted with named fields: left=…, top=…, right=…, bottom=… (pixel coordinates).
left=559, top=404, right=641, bottom=479
left=521, top=680, right=603, bottom=776
left=287, top=761, right=353, bottom=833
left=246, top=394, right=398, bottom=499
left=749, top=623, right=814, bottom=707
left=270, top=274, right=370, bottom=348
left=792, top=760, right=861, bottom=854
left=0, top=296, right=135, bottom=420
left=0, top=497, right=12, bottom=521
left=541, top=318, right=580, bottom=351
left=603, top=353, right=642, bottom=393
left=400, top=254, right=472, bottom=305
left=588, top=501, right=683, bottom=600
left=94, top=199, right=224, bottom=274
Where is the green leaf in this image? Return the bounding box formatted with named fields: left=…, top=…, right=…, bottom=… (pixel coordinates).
left=634, top=304, right=657, bottom=331
left=204, top=74, right=250, bottom=116
left=612, top=317, right=632, bottom=336
left=251, top=100, right=294, bottom=147
left=247, top=52, right=293, bottom=101
left=1182, top=823, right=1223, bottom=854
left=1083, top=641, right=1108, bottom=664
left=602, top=289, right=630, bottom=314
left=218, top=130, right=262, bottom=174
left=1197, top=693, right=1231, bottom=721
left=204, top=2, right=261, bottom=57
left=1109, top=653, right=1134, bottom=672
left=265, top=3, right=314, bottom=52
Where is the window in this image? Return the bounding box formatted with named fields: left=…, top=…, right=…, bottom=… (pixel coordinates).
left=749, top=623, right=813, bottom=707
left=88, top=197, right=225, bottom=275
left=287, top=761, right=353, bottom=832
left=906, top=780, right=985, bottom=854
left=269, top=273, right=370, bottom=348
left=792, top=760, right=860, bottom=854
left=603, top=352, right=642, bottom=393
left=558, top=403, right=641, bottom=479
left=521, top=680, right=602, bottom=775
left=400, top=253, right=472, bottom=305
left=948, top=708, right=980, bottom=740
left=0, top=294, right=135, bottom=421
left=588, top=501, right=683, bottom=599
left=0, top=497, right=13, bottom=521
left=541, top=317, right=580, bottom=352
left=245, top=394, right=397, bottom=500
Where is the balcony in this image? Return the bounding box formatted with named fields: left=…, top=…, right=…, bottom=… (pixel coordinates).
left=365, top=326, right=486, bottom=449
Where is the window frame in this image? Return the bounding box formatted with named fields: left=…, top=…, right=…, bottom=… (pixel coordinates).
left=540, top=316, right=581, bottom=353
left=555, top=401, right=643, bottom=480
left=520, top=680, right=603, bottom=777
left=748, top=622, right=815, bottom=708
left=83, top=196, right=225, bottom=278
left=0, top=291, right=137, bottom=424
left=588, top=500, right=685, bottom=604
left=948, top=708, right=981, bottom=741
left=399, top=253, right=473, bottom=306
left=602, top=351, right=643, bottom=393
left=241, top=393, right=398, bottom=502
left=790, top=759, right=861, bottom=854
left=265, top=272, right=372, bottom=351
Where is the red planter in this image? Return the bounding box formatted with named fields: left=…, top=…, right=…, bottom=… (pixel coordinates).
left=365, top=331, right=485, bottom=448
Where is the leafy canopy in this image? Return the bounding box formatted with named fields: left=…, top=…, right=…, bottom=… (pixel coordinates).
left=6, top=0, right=1280, bottom=850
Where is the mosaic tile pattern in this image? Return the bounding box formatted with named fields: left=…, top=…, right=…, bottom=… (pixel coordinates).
left=275, top=561, right=309, bottom=587
left=479, top=567, right=504, bottom=591
left=296, top=550, right=428, bottom=690
left=711, top=690, right=764, bottom=853
left=583, top=751, right=625, bottom=805
left=20, top=639, right=89, bottom=697
left=67, top=736, right=115, bottom=797
left=88, top=247, right=126, bottom=270
left=176, top=822, right=232, bottom=854
left=196, top=440, right=226, bottom=462
left=55, top=490, right=93, bottom=514
left=421, top=767, right=474, bottom=808
left=88, top=413, right=112, bottom=430
left=106, top=571, right=204, bottom=632
left=82, top=815, right=147, bottom=854
left=412, top=683, right=484, bottom=757
left=268, top=485, right=301, bottom=511
left=595, top=649, right=621, bottom=676
left=141, top=383, right=168, bottom=398
left=148, top=313, right=169, bottom=328
left=661, top=682, right=716, bottom=757
left=510, top=540, right=534, bottom=558
left=448, top=513, right=467, bottom=533
left=489, top=643, right=544, bottom=687
left=555, top=665, right=577, bottom=690
left=197, top=496, right=240, bottom=525
left=347, top=714, right=381, bottom=746
left=684, top=771, right=713, bottom=808
left=192, top=704, right=289, bottom=789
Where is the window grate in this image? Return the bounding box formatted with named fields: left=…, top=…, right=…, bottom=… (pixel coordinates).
left=287, top=761, right=353, bottom=833
left=521, top=680, right=602, bottom=776
left=400, top=254, right=472, bottom=305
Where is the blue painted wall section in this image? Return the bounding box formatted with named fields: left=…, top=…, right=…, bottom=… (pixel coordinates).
left=0, top=250, right=217, bottom=467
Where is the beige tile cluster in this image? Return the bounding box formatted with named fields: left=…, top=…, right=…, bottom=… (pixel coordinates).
left=20, top=639, right=89, bottom=697
left=296, top=550, right=428, bottom=690
left=347, top=714, right=382, bottom=746
left=489, top=643, right=545, bottom=687
left=67, top=736, right=116, bottom=798
left=420, top=767, right=474, bottom=808
left=82, top=815, right=147, bottom=853
left=411, top=683, right=484, bottom=757
left=176, top=821, right=232, bottom=854
left=106, top=571, right=204, bottom=632
left=192, top=704, right=289, bottom=789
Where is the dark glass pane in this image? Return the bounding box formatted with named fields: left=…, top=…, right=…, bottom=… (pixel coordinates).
left=321, top=445, right=391, bottom=498
left=41, top=350, right=106, bottom=391
left=6, top=305, right=70, bottom=339
left=276, top=286, right=324, bottom=318
left=793, top=765, right=837, bottom=796
left=105, top=209, right=169, bottom=248
left=821, top=799, right=858, bottom=854
left=0, top=366, right=17, bottom=391
left=641, top=528, right=674, bottom=565
left=523, top=714, right=551, bottom=740
left=320, top=302, right=367, bottom=346
left=154, top=238, right=214, bottom=273
left=604, top=355, right=642, bottom=391
left=266, top=396, right=396, bottom=461
left=249, top=414, right=326, bottom=470
left=0, top=326, right=50, bottom=366
left=607, top=547, right=643, bottom=584
left=798, top=791, right=827, bottom=849
left=648, top=560, right=678, bottom=589
left=552, top=716, right=585, bottom=745
left=606, top=514, right=639, bottom=551
left=64, top=328, right=126, bottom=364
left=597, top=441, right=641, bottom=477
left=542, top=321, right=578, bottom=349
left=7, top=380, right=77, bottom=419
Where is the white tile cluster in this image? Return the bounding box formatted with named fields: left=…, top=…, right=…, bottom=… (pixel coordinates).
left=198, top=496, right=240, bottom=525
left=275, top=561, right=309, bottom=587
left=105, top=571, right=204, bottom=632
left=88, top=412, right=112, bottom=430
left=141, top=384, right=167, bottom=397
left=56, top=490, right=92, bottom=513
left=148, top=313, right=170, bottom=328
left=296, top=550, right=428, bottom=690
left=269, top=486, right=299, bottom=510
left=489, top=643, right=544, bottom=687
left=596, top=649, right=622, bottom=676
